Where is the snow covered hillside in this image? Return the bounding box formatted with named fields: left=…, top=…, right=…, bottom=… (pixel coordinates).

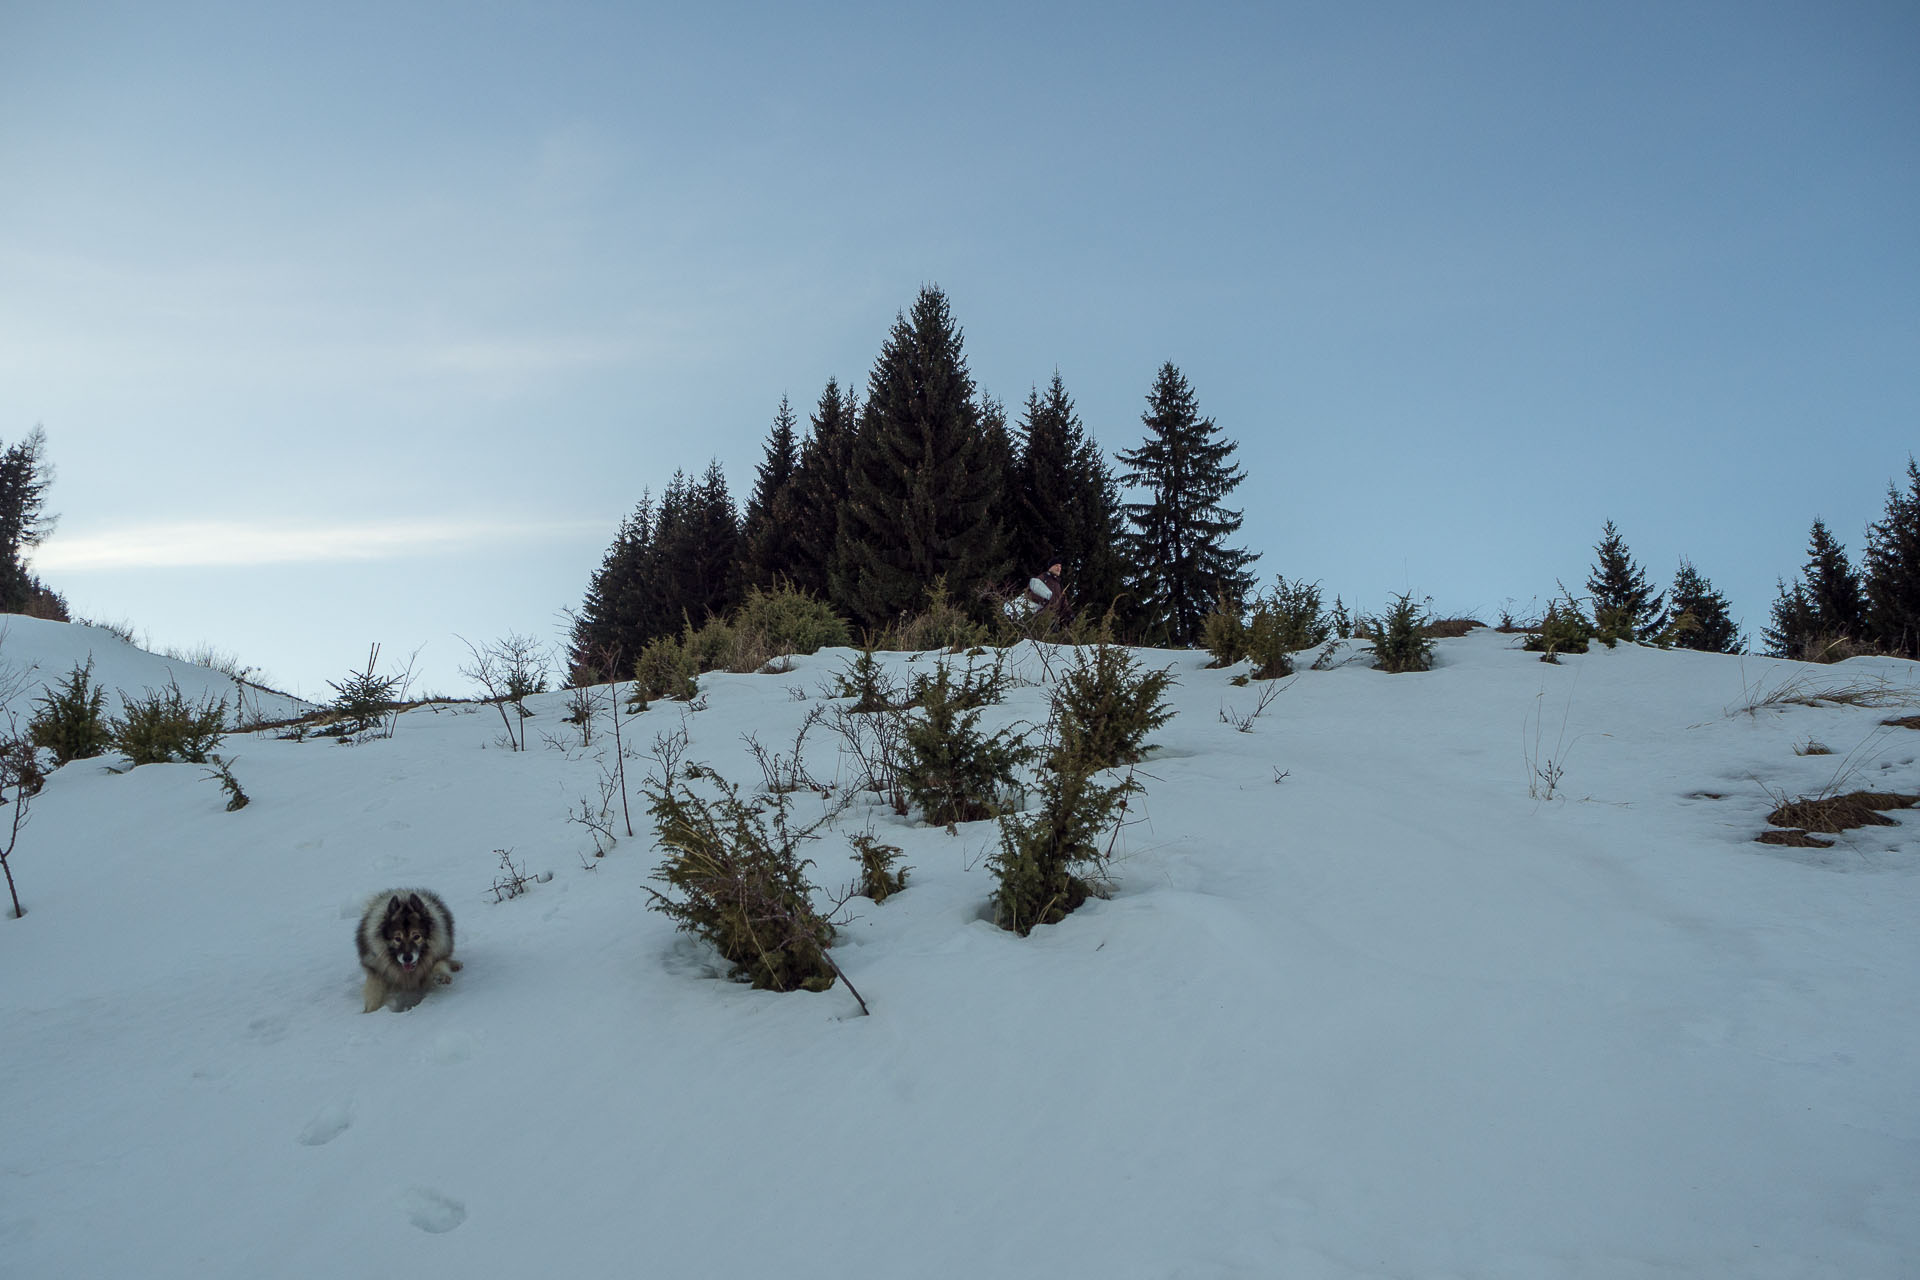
left=0, top=614, right=313, bottom=725
left=4, top=628, right=1917, bottom=1278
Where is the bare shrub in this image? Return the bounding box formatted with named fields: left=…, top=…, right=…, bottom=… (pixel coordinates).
left=459, top=633, right=550, bottom=751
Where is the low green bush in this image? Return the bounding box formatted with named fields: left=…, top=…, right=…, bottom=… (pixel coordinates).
left=30, top=658, right=110, bottom=765
left=109, top=679, right=228, bottom=765
left=1371, top=593, right=1436, bottom=674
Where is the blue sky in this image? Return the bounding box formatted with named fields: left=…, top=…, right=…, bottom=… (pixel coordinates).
left=4, top=1, right=1916, bottom=697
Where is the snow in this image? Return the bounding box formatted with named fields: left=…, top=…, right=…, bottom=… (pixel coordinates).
left=0, top=614, right=314, bottom=725
left=3, top=624, right=1918, bottom=1278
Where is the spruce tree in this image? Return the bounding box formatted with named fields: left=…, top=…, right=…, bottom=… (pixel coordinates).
left=786, top=378, right=859, bottom=601
left=1669, top=557, right=1743, bottom=654
left=1803, top=518, right=1866, bottom=642
left=1012, top=377, right=1079, bottom=575
left=1115, top=363, right=1256, bottom=646
left=1012, top=372, right=1131, bottom=619
left=679, top=461, right=742, bottom=622
left=1070, top=430, right=1132, bottom=620
left=1765, top=518, right=1866, bottom=660
left=738, top=395, right=802, bottom=591
left=1585, top=521, right=1668, bottom=642
left=0, top=426, right=57, bottom=615
left=1863, top=457, right=1920, bottom=659
left=570, top=492, right=658, bottom=678
left=832, top=286, right=1010, bottom=629
left=1762, top=579, right=1815, bottom=660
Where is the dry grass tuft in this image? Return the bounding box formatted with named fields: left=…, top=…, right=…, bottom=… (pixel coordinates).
left=1764, top=790, right=1919, bottom=834
left=1420, top=617, right=1484, bottom=639
left=1755, top=829, right=1836, bottom=848
left=1730, top=667, right=1916, bottom=717
left=1882, top=714, right=1920, bottom=730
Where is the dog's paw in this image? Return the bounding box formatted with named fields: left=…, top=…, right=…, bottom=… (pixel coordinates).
left=434, top=971, right=453, bottom=986
left=447, top=959, right=464, bottom=972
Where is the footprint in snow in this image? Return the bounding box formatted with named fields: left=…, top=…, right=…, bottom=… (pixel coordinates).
left=298, top=1102, right=353, bottom=1146
left=404, top=1188, right=467, bottom=1234
left=247, top=1015, right=289, bottom=1045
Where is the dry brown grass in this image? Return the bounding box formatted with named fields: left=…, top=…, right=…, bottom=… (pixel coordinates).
left=1883, top=715, right=1920, bottom=730
left=1420, top=617, right=1484, bottom=639
left=1729, top=667, right=1918, bottom=717
left=1764, top=790, right=1919, bottom=834
left=1755, top=829, right=1836, bottom=848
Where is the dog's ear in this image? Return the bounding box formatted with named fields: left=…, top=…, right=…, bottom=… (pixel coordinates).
left=405, top=892, right=426, bottom=915
left=384, top=894, right=405, bottom=921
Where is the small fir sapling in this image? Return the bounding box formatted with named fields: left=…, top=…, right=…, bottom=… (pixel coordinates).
left=1523, top=591, right=1598, bottom=662
left=1370, top=593, right=1436, bottom=673
left=1201, top=595, right=1250, bottom=668
left=326, top=643, right=403, bottom=734
left=899, top=660, right=1033, bottom=827
left=29, top=658, right=109, bottom=764
left=633, top=633, right=698, bottom=703
left=642, top=758, right=843, bottom=994
left=203, top=755, right=249, bottom=811
left=849, top=831, right=909, bottom=903
left=832, top=647, right=906, bottom=713
left=1051, top=642, right=1176, bottom=770
left=108, top=680, right=228, bottom=765
left=1243, top=575, right=1330, bottom=680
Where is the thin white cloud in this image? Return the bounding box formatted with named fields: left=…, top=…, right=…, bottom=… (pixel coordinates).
left=34, top=517, right=607, bottom=572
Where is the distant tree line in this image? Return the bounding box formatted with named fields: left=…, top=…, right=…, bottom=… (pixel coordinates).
left=1764, top=459, right=1920, bottom=661
left=566, top=285, right=1920, bottom=676
left=568, top=285, right=1256, bottom=674
left=1555, top=457, right=1920, bottom=664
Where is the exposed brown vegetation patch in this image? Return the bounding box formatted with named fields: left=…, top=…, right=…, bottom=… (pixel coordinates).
left=1756, top=829, right=1836, bottom=849
left=1882, top=715, right=1920, bottom=730
left=1420, top=617, right=1484, bottom=639
left=1764, top=791, right=1920, bottom=834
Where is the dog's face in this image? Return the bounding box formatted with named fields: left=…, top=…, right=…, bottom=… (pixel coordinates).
left=378, top=895, right=435, bottom=972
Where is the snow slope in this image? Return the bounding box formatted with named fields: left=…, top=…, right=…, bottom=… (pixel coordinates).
left=0, top=614, right=313, bottom=725
left=3, top=629, right=1917, bottom=1278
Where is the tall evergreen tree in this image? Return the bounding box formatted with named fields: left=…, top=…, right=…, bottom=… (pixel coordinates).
left=979, top=393, right=1018, bottom=587
left=1762, top=579, right=1816, bottom=661
left=1803, top=517, right=1866, bottom=641
left=786, top=377, right=859, bottom=601
left=1011, top=371, right=1130, bottom=618
left=738, top=395, right=802, bottom=591
left=832, top=286, right=1009, bottom=629
left=1012, top=377, right=1078, bottom=574
left=1585, top=521, right=1668, bottom=641
left=570, top=492, right=658, bottom=676
left=0, top=426, right=57, bottom=614
left=1863, top=457, right=1920, bottom=659
left=1668, top=557, right=1743, bottom=653
left=1115, top=363, right=1256, bottom=645
left=1765, top=517, right=1866, bottom=659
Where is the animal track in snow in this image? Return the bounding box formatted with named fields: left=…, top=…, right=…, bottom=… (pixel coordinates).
left=403, top=1187, right=466, bottom=1233
left=297, top=1102, right=352, bottom=1146
left=246, top=1015, right=289, bottom=1045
